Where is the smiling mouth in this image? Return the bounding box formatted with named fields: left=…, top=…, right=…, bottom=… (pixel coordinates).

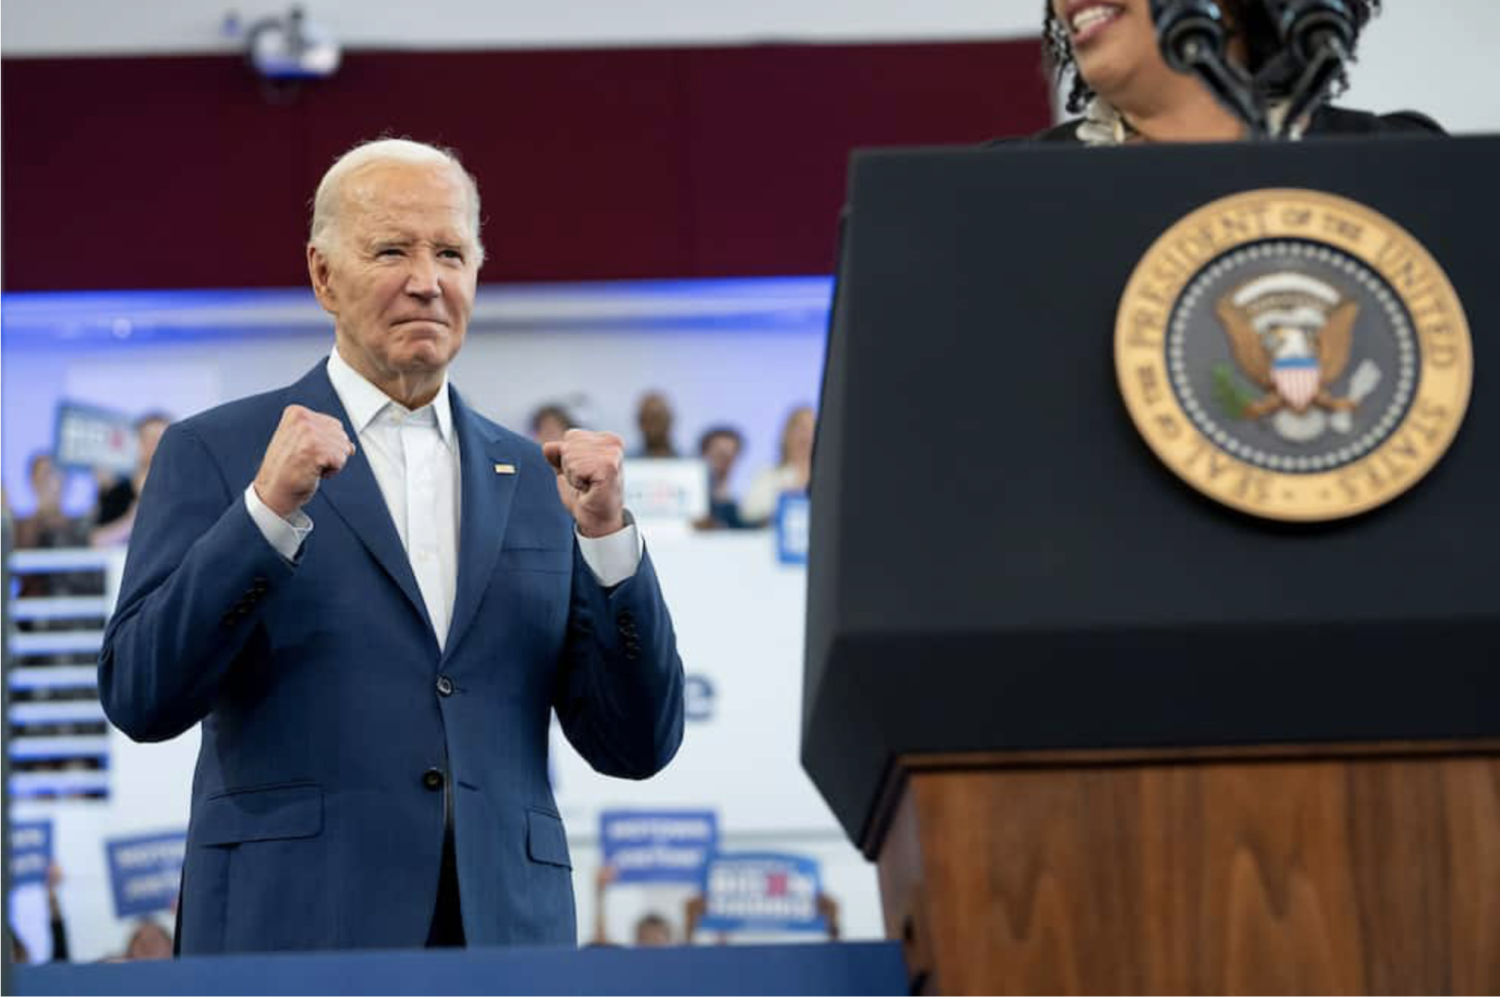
left=1068, top=3, right=1125, bottom=45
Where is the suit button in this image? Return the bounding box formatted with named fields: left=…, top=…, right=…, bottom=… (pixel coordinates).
left=422, top=768, right=445, bottom=791
left=436, top=675, right=454, bottom=697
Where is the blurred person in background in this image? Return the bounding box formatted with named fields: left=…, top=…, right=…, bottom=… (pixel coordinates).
left=591, top=864, right=677, bottom=946
left=695, top=426, right=746, bottom=530
left=92, top=412, right=172, bottom=548
left=740, top=406, right=814, bottom=527
left=121, top=920, right=172, bottom=961
left=3, top=865, right=72, bottom=965
left=633, top=391, right=679, bottom=458
left=98, top=138, right=684, bottom=954
left=1037, top=0, right=1438, bottom=145
left=14, top=454, right=94, bottom=607
left=633, top=913, right=673, bottom=946
left=44, top=864, right=71, bottom=962
left=8, top=927, right=27, bottom=966
left=529, top=403, right=575, bottom=445
left=14, top=453, right=90, bottom=553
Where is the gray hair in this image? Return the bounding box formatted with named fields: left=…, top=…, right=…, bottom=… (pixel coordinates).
left=308, top=138, right=485, bottom=266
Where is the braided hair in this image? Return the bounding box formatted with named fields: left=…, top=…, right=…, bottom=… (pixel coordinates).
left=1043, top=0, right=1382, bottom=114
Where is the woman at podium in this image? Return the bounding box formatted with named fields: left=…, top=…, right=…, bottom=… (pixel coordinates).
left=1037, top=0, right=1439, bottom=144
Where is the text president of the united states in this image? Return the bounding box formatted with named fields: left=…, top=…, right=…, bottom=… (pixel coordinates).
left=98, top=138, right=686, bottom=953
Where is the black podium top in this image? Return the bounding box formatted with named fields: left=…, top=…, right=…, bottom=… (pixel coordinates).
left=802, top=135, right=1500, bottom=850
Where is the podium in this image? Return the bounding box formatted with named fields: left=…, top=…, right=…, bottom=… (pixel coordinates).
left=802, top=136, right=1500, bottom=994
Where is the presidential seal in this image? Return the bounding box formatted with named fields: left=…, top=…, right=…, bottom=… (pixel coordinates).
left=1116, top=189, right=1472, bottom=521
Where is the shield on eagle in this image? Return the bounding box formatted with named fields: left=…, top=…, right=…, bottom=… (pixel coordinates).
left=1272, top=357, right=1321, bottom=410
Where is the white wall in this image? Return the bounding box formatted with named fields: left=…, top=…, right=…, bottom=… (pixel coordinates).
left=1341, top=1, right=1500, bottom=135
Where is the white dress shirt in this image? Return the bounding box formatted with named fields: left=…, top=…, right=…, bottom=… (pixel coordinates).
left=245, top=348, right=642, bottom=651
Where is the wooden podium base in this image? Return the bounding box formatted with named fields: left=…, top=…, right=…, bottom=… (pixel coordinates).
left=873, top=743, right=1500, bottom=995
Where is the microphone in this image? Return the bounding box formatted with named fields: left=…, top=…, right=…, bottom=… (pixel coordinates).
left=1263, top=0, right=1358, bottom=134
left=1267, top=0, right=1357, bottom=65
left=1149, top=0, right=1230, bottom=75
left=1149, top=0, right=1268, bottom=137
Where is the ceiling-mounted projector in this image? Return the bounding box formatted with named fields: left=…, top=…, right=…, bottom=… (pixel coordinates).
left=247, top=6, right=341, bottom=80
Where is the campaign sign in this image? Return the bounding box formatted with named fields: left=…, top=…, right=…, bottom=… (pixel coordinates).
left=10, top=821, right=53, bottom=889
left=106, top=831, right=187, bottom=918
left=600, top=810, right=718, bottom=885
left=622, top=458, right=710, bottom=524
left=698, top=852, right=825, bottom=933
left=54, top=401, right=136, bottom=475
left=775, top=493, right=810, bottom=565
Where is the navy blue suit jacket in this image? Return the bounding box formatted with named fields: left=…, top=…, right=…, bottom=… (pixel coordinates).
left=98, top=362, right=685, bottom=953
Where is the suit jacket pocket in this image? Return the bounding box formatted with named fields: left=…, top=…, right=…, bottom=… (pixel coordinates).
left=196, top=782, right=324, bottom=845
left=500, top=547, right=572, bottom=574
left=525, top=807, right=572, bottom=868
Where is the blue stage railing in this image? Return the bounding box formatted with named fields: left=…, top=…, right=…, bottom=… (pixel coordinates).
left=15, top=940, right=907, bottom=996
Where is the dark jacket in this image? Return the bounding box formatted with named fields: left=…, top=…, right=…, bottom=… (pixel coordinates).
left=1026, top=105, right=1445, bottom=143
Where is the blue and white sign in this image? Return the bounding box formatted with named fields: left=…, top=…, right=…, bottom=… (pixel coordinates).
left=698, top=851, right=824, bottom=933
left=622, top=458, right=710, bottom=525
left=775, top=493, right=810, bottom=565
left=10, top=821, right=53, bottom=889
left=105, top=831, right=187, bottom=918
left=600, top=810, right=718, bottom=884
left=54, top=400, right=136, bottom=475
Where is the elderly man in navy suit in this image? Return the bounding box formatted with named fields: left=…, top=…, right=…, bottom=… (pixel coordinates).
left=98, top=139, right=685, bottom=953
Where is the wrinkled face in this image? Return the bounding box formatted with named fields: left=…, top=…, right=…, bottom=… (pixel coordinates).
left=702, top=434, right=741, bottom=477
left=1051, top=0, right=1162, bottom=100
left=309, top=161, right=480, bottom=387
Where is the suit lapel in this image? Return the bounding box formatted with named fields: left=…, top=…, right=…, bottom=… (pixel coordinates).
left=288, top=363, right=435, bottom=639
left=443, top=388, right=519, bottom=662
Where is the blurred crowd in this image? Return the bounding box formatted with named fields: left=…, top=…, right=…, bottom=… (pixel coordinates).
left=3, top=393, right=813, bottom=556
left=6, top=864, right=173, bottom=965
left=531, top=391, right=815, bottom=531
left=590, top=863, right=840, bottom=947
left=4, top=412, right=171, bottom=561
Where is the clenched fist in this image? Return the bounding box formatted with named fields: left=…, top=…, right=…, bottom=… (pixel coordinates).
left=253, top=405, right=356, bottom=518
left=542, top=429, right=626, bottom=538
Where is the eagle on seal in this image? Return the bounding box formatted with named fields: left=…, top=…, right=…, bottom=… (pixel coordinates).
left=1215, top=272, right=1360, bottom=420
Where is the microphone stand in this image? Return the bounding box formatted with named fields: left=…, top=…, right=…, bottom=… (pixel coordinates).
left=1261, top=0, right=1359, bottom=138
left=1175, top=39, right=1270, bottom=140
left=1152, top=0, right=1272, bottom=141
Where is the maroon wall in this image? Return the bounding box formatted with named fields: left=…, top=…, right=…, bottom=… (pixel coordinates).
left=2, top=41, right=1050, bottom=291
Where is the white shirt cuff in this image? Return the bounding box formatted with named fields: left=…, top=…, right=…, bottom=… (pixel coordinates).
left=244, top=484, right=313, bottom=561
left=575, top=509, right=644, bottom=588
